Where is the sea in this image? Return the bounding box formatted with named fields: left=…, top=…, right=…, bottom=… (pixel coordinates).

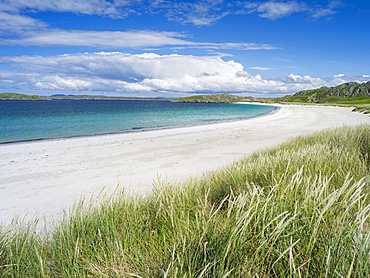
left=0, top=100, right=276, bottom=144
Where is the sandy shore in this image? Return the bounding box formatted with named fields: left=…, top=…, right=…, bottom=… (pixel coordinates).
left=1, top=104, right=370, bottom=228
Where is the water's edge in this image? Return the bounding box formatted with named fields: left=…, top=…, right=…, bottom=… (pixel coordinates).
left=0, top=101, right=278, bottom=145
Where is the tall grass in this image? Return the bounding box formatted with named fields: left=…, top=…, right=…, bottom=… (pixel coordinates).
left=1, top=125, right=370, bottom=277
left=353, top=105, right=370, bottom=114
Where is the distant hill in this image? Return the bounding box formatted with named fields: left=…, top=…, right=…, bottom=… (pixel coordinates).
left=0, top=93, right=49, bottom=100
left=3, top=81, right=370, bottom=107
left=277, top=81, right=370, bottom=104
left=0, top=93, right=171, bottom=101
left=172, top=82, right=370, bottom=115
left=173, top=93, right=256, bottom=103
left=49, top=95, right=171, bottom=101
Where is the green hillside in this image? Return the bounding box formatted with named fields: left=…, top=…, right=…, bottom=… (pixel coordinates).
left=276, top=81, right=370, bottom=104
left=267, top=81, right=370, bottom=114
left=173, top=93, right=255, bottom=103
left=0, top=93, right=49, bottom=100
left=3, top=81, right=370, bottom=113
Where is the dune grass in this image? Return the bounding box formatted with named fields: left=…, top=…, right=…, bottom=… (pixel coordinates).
left=353, top=105, right=370, bottom=114
left=1, top=125, right=370, bottom=277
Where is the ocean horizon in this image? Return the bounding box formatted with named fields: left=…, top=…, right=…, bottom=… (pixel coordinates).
left=0, top=100, right=276, bottom=144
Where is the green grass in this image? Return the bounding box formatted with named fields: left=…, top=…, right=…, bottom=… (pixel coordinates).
left=173, top=95, right=208, bottom=101
left=1, top=125, right=370, bottom=277
left=342, top=99, right=370, bottom=105
left=0, top=93, right=49, bottom=100
left=353, top=105, right=370, bottom=114
left=317, top=95, right=370, bottom=105
left=172, top=94, right=250, bottom=103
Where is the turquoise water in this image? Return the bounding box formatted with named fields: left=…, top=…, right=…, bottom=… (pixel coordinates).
left=0, top=100, right=276, bottom=144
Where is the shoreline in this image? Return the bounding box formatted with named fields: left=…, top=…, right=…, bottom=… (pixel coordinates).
left=1, top=104, right=369, bottom=228
left=0, top=102, right=278, bottom=145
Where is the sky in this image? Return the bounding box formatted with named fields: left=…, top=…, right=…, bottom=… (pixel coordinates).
left=0, top=0, right=369, bottom=98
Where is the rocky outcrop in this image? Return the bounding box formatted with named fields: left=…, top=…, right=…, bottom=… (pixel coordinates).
left=294, top=81, right=370, bottom=102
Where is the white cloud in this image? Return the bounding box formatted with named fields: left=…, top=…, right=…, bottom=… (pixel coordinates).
left=1, top=52, right=368, bottom=96
left=35, top=75, right=95, bottom=90
left=311, top=0, right=342, bottom=19
left=202, top=42, right=278, bottom=50
left=0, top=12, right=47, bottom=34
left=245, top=1, right=306, bottom=20
left=242, top=1, right=342, bottom=21
left=164, top=0, right=229, bottom=26
left=1, top=30, right=193, bottom=48
left=0, top=0, right=129, bottom=17
left=0, top=70, right=40, bottom=91
left=329, top=73, right=370, bottom=85
left=1, top=52, right=244, bottom=80
left=250, top=66, right=277, bottom=71
left=0, top=70, right=39, bottom=80
left=158, top=0, right=340, bottom=25
left=0, top=0, right=345, bottom=33
left=0, top=29, right=277, bottom=50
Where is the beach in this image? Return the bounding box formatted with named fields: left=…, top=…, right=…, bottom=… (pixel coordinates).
left=1, top=104, right=370, bottom=228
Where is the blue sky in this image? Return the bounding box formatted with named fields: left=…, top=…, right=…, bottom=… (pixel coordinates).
left=0, top=0, right=369, bottom=97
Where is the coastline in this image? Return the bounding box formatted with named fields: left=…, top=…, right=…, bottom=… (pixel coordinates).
left=1, top=104, right=369, bottom=228
left=0, top=101, right=276, bottom=145
left=0, top=103, right=278, bottom=146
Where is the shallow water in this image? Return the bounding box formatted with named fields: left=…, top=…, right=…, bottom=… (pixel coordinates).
left=0, top=100, right=276, bottom=144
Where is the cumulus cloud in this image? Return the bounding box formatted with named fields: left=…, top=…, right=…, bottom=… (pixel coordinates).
left=1, top=52, right=368, bottom=96
left=1, top=52, right=244, bottom=81
left=329, top=74, right=370, bottom=84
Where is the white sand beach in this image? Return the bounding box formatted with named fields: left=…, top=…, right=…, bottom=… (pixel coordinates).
left=1, top=104, right=370, bottom=228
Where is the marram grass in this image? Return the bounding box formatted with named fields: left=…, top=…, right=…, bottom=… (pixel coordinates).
left=1, top=125, right=370, bottom=277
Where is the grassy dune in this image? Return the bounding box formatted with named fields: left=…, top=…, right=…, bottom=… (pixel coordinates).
left=1, top=125, right=370, bottom=277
